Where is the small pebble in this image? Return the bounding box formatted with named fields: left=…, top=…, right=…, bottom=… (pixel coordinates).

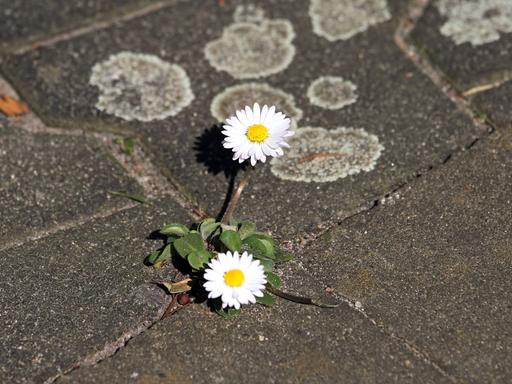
left=178, top=293, right=190, bottom=305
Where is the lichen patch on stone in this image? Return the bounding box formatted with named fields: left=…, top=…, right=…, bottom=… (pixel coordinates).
left=89, top=52, right=194, bottom=122
left=307, top=76, right=358, bottom=110
left=309, top=0, right=391, bottom=41
left=436, top=0, right=512, bottom=46
left=233, top=4, right=266, bottom=23
left=210, top=83, right=302, bottom=127
left=271, top=127, right=384, bottom=182
left=204, top=17, right=295, bottom=79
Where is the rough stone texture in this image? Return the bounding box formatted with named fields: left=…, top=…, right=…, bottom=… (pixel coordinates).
left=411, top=1, right=512, bottom=90
left=0, top=0, right=485, bottom=241
left=0, top=118, right=142, bottom=245
left=0, top=199, right=192, bottom=384
left=300, top=134, right=512, bottom=383
left=61, top=264, right=450, bottom=384
left=471, top=81, right=512, bottom=130
left=0, top=0, right=160, bottom=53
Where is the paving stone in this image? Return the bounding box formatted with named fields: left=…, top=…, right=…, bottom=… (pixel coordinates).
left=410, top=1, right=512, bottom=91
left=0, top=0, right=162, bottom=53
left=61, top=263, right=450, bottom=384
left=299, top=133, right=512, bottom=383
left=470, top=81, right=512, bottom=130
left=0, top=0, right=484, bottom=241
left=0, top=198, right=192, bottom=384
left=0, top=119, right=142, bottom=246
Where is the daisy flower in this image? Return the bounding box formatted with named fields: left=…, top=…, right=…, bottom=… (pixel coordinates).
left=203, top=251, right=267, bottom=309
left=222, top=102, right=294, bottom=166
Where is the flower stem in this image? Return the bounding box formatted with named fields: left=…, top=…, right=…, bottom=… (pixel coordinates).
left=221, top=168, right=253, bottom=225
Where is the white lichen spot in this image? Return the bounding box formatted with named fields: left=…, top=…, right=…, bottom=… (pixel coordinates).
left=436, top=0, right=512, bottom=46
left=204, top=18, right=295, bottom=79
left=309, top=0, right=391, bottom=41
left=233, top=4, right=266, bottom=23
left=89, top=52, right=194, bottom=122
left=307, top=76, right=358, bottom=110
left=210, top=83, right=302, bottom=127
left=271, top=127, right=384, bottom=183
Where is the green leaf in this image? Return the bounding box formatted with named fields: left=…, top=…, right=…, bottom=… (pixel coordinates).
left=212, top=299, right=241, bottom=318
left=244, top=233, right=275, bottom=259
left=256, top=292, right=275, bottom=306
left=114, top=137, right=136, bottom=155
left=265, top=271, right=281, bottom=288
left=145, top=249, right=161, bottom=265
left=238, top=221, right=256, bottom=240
left=145, top=244, right=171, bottom=265
left=216, top=307, right=241, bottom=318
left=258, top=258, right=274, bottom=273
left=159, top=223, right=189, bottom=237
left=220, top=230, right=242, bottom=252
left=187, top=249, right=211, bottom=270
left=199, top=219, right=220, bottom=240
left=228, top=217, right=239, bottom=227
left=274, top=249, right=294, bottom=263
left=173, top=232, right=205, bottom=258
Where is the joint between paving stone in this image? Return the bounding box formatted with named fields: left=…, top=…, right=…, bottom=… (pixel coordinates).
left=8, top=0, right=185, bottom=56
left=289, top=128, right=487, bottom=254
left=335, top=294, right=459, bottom=383
left=0, top=75, right=209, bottom=229
left=393, top=0, right=496, bottom=135
left=298, top=265, right=461, bottom=384
left=285, top=256, right=461, bottom=383
left=44, top=294, right=175, bottom=384
left=272, top=0, right=500, bottom=249
left=0, top=202, right=137, bottom=253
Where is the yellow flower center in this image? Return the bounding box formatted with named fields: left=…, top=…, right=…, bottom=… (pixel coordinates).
left=246, top=124, right=269, bottom=143
left=224, top=269, right=245, bottom=287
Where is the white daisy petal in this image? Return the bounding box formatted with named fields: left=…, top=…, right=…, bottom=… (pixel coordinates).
left=221, top=104, right=293, bottom=166
left=236, top=110, right=250, bottom=126
left=253, top=102, right=261, bottom=122
left=245, top=105, right=253, bottom=122
left=203, top=251, right=268, bottom=310
left=260, top=104, right=269, bottom=122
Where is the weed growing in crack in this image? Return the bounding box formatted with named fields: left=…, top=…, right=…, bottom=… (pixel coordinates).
left=145, top=103, right=337, bottom=317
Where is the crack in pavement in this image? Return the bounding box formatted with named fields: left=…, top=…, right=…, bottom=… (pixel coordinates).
left=9, top=0, right=185, bottom=56
left=45, top=294, right=176, bottom=384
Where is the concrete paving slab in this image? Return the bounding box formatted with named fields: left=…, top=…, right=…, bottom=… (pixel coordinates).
left=61, top=263, right=450, bottom=384
left=0, top=0, right=162, bottom=53
left=410, top=1, right=512, bottom=90
left=299, top=134, right=512, bottom=383
left=0, top=198, right=192, bottom=383
left=0, top=119, right=142, bottom=246
left=0, top=0, right=484, bottom=241
left=471, top=81, right=512, bottom=130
